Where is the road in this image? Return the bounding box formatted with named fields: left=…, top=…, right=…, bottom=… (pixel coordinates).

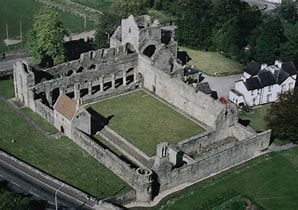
left=0, top=151, right=95, bottom=210
left=0, top=57, right=32, bottom=72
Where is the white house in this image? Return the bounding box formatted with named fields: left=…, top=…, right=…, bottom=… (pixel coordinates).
left=229, top=60, right=297, bottom=107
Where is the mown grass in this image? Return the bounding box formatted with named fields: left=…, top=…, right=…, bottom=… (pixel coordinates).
left=0, top=0, right=93, bottom=52
left=0, top=78, right=14, bottom=99
left=239, top=106, right=269, bottom=132
left=0, top=80, right=131, bottom=198
left=179, top=46, right=243, bottom=76
left=21, top=107, right=57, bottom=134
left=90, top=90, right=204, bottom=156
left=156, top=147, right=298, bottom=210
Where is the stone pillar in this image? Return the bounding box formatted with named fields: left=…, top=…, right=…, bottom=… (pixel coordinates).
left=74, top=84, right=80, bottom=100
left=100, top=77, right=104, bottom=92
left=111, top=74, right=115, bottom=89
left=45, top=90, right=52, bottom=106
left=134, top=71, right=138, bottom=83
left=123, top=71, right=127, bottom=86
left=88, top=81, right=92, bottom=95
left=59, top=87, right=65, bottom=95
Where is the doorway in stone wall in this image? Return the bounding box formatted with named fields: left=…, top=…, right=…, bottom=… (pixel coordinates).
left=60, top=126, right=64, bottom=134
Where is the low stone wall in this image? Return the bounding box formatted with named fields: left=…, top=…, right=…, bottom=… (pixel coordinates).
left=0, top=149, right=92, bottom=206
left=178, top=131, right=213, bottom=154
left=35, top=99, right=54, bottom=124
left=105, top=190, right=136, bottom=206
left=158, top=130, right=271, bottom=192
left=232, top=123, right=256, bottom=140
left=72, top=129, right=153, bottom=203
left=0, top=69, right=13, bottom=77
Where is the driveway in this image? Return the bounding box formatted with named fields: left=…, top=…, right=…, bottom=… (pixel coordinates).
left=202, top=74, right=242, bottom=98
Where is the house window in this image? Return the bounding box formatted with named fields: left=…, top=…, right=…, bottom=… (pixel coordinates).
left=282, top=84, right=286, bottom=92
left=289, top=82, right=293, bottom=90
left=268, top=85, right=272, bottom=92
left=267, top=94, right=272, bottom=102
left=257, top=89, right=261, bottom=94
left=251, top=90, right=254, bottom=96
left=128, top=28, right=131, bottom=33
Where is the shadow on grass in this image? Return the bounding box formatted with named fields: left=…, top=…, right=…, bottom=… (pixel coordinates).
left=87, top=107, right=113, bottom=135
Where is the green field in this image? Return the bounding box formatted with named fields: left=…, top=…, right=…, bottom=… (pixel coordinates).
left=0, top=79, right=14, bottom=99
left=0, top=80, right=131, bottom=198
left=179, top=47, right=243, bottom=76
left=90, top=90, right=204, bottom=156
left=0, top=0, right=93, bottom=52
left=156, top=147, right=298, bottom=210
left=70, top=0, right=117, bottom=11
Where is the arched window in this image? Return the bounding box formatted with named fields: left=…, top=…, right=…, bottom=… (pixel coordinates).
left=143, top=45, right=156, bottom=57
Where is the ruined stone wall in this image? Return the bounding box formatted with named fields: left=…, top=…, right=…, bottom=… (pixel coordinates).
left=138, top=55, right=224, bottom=129
left=72, top=129, right=154, bottom=202
left=81, top=82, right=140, bottom=105
left=232, top=123, right=256, bottom=140
left=121, top=16, right=140, bottom=52
left=35, top=99, right=54, bottom=124
left=178, top=131, right=213, bottom=155
left=13, top=62, right=35, bottom=110
left=157, top=130, right=271, bottom=192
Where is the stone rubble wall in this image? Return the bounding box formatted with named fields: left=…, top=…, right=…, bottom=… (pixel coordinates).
left=138, top=55, right=225, bottom=129
left=34, top=99, right=55, bottom=124
left=158, top=130, right=271, bottom=192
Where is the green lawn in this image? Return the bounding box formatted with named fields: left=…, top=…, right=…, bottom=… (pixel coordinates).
left=239, top=106, right=269, bottom=132
left=0, top=95, right=130, bottom=198
left=156, top=147, right=298, bottom=210
left=21, top=107, right=57, bottom=134
left=179, top=47, right=243, bottom=76
left=0, top=79, right=14, bottom=99
left=90, top=90, right=204, bottom=156
left=0, top=0, right=93, bottom=52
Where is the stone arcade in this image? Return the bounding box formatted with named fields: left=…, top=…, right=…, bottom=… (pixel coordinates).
left=13, top=15, right=271, bottom=206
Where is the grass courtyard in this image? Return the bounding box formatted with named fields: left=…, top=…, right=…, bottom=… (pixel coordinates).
left=0, top=80, right=131, bottom=198
left=179, top=46, right=243, bottom=76
left=0, top=0, right=94, bottom=52
left=90, top=90, right=204, bottom=156
left=156, top=147, right=298, bottom=210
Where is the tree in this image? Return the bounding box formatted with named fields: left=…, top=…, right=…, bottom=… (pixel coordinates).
left=266, top=88, right=298, bottom=143
left=113, top=0, right=148, bottom=18
left=27, top=9, right=68, bottom=67
left=95, top=12, right=121, bottom=49
left=279, top=1, right=297, bottom=23
left=280, top=23, right=298, bottom=65
left=251, top=18, right=285, bottom=64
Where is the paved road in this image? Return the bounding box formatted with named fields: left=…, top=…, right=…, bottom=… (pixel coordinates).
left=243, top=0, right=279, bottom=11
left=0, top=57, right=32, bottom=71
left=202, top=74, right=242, bottom=98
left=0, top=151, right=95, bottom=210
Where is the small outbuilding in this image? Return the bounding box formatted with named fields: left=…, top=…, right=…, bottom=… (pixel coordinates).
left=53, top=94, right=92, bottom=138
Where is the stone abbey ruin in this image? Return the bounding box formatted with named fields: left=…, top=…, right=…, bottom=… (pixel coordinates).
left=13, top=15, right=271, bottom=206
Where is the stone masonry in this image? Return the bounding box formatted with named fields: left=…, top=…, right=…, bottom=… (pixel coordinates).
left=13, top=15, right=271, bottom=206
